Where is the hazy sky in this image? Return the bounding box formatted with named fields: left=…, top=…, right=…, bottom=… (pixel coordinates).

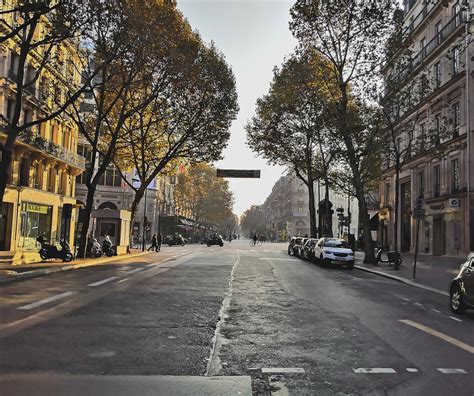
left=177, top=0, right=297, bottom=216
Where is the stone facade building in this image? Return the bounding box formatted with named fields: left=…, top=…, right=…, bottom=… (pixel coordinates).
left=378, top=0, right=474, bottom=257
left=0, top=8, right=84, bottom=264
left=262, top=174, right=358, bottom=240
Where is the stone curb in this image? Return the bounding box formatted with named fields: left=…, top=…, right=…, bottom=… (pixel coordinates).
left=0, top=252, right=151, bottom=285
left=355, top=265, right=449, bottom=297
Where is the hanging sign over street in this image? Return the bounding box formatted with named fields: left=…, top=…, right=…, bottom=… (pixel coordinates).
left=216, top=169, right=261, bottom=178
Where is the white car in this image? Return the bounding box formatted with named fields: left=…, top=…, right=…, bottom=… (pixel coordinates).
left=314, top=237, right=354, bottom=269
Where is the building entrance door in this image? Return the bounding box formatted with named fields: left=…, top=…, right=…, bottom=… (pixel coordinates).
left=433, top=216, right=445, bottom=256
left=0, top=203, right=13, bottom=250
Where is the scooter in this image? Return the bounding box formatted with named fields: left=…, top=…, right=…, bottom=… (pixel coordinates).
left=37, top=235, right=73, bottom=262
left=375, top=247, right=402, bottom=269
left=87, top=236, right=102, bottom=258
left=102, top=235, right=114, bottom=257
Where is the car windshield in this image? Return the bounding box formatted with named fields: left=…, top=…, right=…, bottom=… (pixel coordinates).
left=325, top=239, right=349, bottom=248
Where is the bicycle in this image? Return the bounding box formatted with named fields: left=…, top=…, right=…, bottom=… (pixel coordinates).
left=249, top=240, right=262, bottom=246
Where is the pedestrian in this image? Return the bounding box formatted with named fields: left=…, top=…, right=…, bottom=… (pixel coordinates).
left=157, top=232, right=162, bottom=252
left=148, top=233, right=158, bottom=252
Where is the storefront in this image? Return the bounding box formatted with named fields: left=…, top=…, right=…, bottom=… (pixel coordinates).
left=18, top=202, right=52, bottom=250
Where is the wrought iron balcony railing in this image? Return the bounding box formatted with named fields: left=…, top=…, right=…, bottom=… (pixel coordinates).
left=16, top=129, right=86, bottom=169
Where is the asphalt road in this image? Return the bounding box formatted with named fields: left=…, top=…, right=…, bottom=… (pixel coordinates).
left=0, top=240, right=472, bottom=395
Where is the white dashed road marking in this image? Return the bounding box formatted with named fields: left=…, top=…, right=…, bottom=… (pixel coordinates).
left=127, top=268, right=144, bottom=274
left=87, top=277, right=118, bottom=287
left=118, top=277, right=131, bottom=283
left=406, top=368, right=419, bottom=373
left=353, top=368, right=397, bottom=374
left=262, top=368, right=305, bottom=374
left=414, top=302, right=424, bottom=307
left=449, top=316, right=463, bottom=322
left=431, top=309, right=441, bottom=314
left=19, top=291, right=77, bottom=310
left=437, top=368, right=467, bottom=374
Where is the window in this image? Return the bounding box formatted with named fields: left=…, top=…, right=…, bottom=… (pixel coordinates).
left=433, top=115, right=441, bottom=146
left=419, top=123, right=426, bottom=152
left=452, top=103, right=460, bottom=138
left=451, top=159, right=460, bottom=192
left=418, top=171, right=425, bottom=196
left=452, top=46, right=460, bottom=75
left=99, top=167, right=121, bottom=187
left=434, top=62, right=441, bottom=88
left=435, top=21, right=442, bottom=44
left=420, top=37, right=426, bottom=57
left=434, top=165, right=440, bottom=197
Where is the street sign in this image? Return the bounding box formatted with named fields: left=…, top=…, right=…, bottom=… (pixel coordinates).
left=216, top=169, right=261, bottom=178
left=448, top=198, right=461, bottom=208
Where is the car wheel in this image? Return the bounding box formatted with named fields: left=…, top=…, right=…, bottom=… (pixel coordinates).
left=347, top=261, right=354, bottom=270
left=63, top=253, right=73, bottom=263
left=450, top=285, right=465, bottom=314
left=288, top=248, right=292, bottom=256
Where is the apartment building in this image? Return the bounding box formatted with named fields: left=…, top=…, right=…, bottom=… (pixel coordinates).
left=379, top=0, right=473, bottom=256
left=0, top=8, right=84, bottom=263
left=262, top=174, right=359, bottom=240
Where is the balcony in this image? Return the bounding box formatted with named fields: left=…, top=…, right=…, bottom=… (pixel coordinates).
left=387, top=11, right=464, bottom=89
left=16, top=129, right=86, bottom=170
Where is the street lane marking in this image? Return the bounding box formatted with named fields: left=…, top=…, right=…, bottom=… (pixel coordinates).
left=118, top=277, right=131, bottom=283
left=431, top=309, right=441, bottom=314
left=87, top=277, right=118, bottom=287
left=437, top=368, right=467, bottom=374
left=449, top=316, right=463, bottom=322
left=402, top=298, right=411, bottom=302
left=259, top=258, right=299, bottom=261
left=127, top=268, right=145, bottom=274
left=262, top=368, right=305, bottom=374
left=406, top=368, right=419, bottom=373
left=414, top=302, right=424, bottom=307
left=353, top=368, right=396, bottom=374
left=18, top=291, right=77, bottom=310
left=399, top=319, right=474, bottom=354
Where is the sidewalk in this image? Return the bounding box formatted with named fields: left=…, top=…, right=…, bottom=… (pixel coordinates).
left=0, top=249, right=151, bottom=284
left=354, top=251, right=465, bottom=295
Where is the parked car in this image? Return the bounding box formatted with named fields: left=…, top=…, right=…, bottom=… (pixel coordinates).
left=294, top=238, right=308, bottom=257
left=314, top=237, right=355, bottom=269
left=301, top=238, right=318, bottom=261
left=449, top=252, right=474, bottom=314
left=207, top=234, right=224, bottom=247
left=288, top=237, right=303, bottom=256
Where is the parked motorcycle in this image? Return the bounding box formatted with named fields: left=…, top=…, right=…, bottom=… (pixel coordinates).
left=87, top=236, right=103, bottom=258
left=375, top=247, right=402, bottom=269
left=36, top=235, right=73, bottom=262
left=102, top=235, right=114, bottom=257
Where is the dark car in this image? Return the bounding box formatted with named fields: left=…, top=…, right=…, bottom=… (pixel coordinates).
left=207, top=235, right=224, bottom=247
left=288, top=237, right=303, bottom=256
left=450, top=252, right=474, bottom=314
left=301, top=238, right=318, bottom=261
left=294, top=237, right=308, bottom=257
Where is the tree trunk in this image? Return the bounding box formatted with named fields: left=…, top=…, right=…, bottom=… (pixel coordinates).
left=393, top=162, right=400, bottom=252
left=307, top=179, right=317, bottom=238
left=77, top=184, right=97, bottom=258
left=129, top=188, right=145, bottom=245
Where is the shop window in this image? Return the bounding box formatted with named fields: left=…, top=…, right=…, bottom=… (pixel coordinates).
left=451, top=159, right=460, bottom=192
left=19, top=202, right=52, bottom=250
